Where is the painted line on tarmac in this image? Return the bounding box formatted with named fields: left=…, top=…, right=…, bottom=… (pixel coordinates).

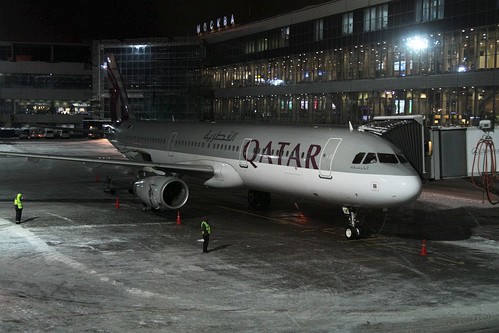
left=26, top=222, right=175, bottom=230
left=361, top=238, right=465, bottom=266
left=47, top=212, right=76, bottom=223
left=322, top=228, right=466, bottom=266
left=217, top=205, right=308, bottom=228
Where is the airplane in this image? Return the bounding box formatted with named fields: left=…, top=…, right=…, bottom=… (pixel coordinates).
left=0, top=54, right=423, bottom=240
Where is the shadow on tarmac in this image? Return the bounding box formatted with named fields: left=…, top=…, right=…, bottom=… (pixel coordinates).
left=19, top=217, right=40, bottom=224
left=208, top=244, right=231, bottom=252
left=364, top=206, right=483, bottom=241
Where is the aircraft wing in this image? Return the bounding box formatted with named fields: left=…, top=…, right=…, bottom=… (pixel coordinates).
left=0, top=151, right=214, bottom=175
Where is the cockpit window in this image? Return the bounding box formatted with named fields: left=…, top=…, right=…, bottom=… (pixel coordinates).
left=397, top=154, right=409, bottom=163
left=378, top=153, right=398, bottom=164
left=362, top=152, right=378, bottom=164
left=353, top=152, right=408, bottom=165
left=352, top=153, right=365, bottom=164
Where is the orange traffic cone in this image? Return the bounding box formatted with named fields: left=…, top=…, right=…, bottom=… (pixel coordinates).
left=419, top=239, right=427, bottom=257
left=176, top=212, right=181, bottom=225
left=115, top=196, right=120, bottom=209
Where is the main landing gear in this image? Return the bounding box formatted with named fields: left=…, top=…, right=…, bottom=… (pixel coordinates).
left=342, top=207, right=362, bottom=240
left=248, top=190, right=271, bottom=209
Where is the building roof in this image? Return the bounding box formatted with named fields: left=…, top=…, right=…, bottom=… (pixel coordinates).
left=200, top=0, right=391, bottom=43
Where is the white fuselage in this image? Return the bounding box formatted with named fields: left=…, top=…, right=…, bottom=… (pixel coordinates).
left=110, top=121, right=423, bottom=209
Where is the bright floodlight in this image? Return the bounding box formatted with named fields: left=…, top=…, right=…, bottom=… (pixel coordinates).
left=407, top=36, right=428, bottom=51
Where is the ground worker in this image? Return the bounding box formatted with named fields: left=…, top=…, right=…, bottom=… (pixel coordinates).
left=201, top=218, right=211, bottom=253
left=14, top=193, right=23, bottom=224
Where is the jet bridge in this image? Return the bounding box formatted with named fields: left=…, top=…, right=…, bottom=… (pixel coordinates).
left=358, top=115, right=428, bottom=179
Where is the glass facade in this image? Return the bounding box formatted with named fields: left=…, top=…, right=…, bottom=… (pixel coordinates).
left=96, top=39, right=202, bottom=121
left=202, top=0, right=499, bottom=127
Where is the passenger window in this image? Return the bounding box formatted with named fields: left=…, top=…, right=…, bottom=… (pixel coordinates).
left=352, top=153, right=365, bottom=164
left=363, top=152, right=377, bottom=164
left=378, top=153, right=398, bottom=164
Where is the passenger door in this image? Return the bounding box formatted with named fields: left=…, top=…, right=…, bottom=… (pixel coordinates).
left=318, top=138, right=342, bottom=179
left=167, top=132, right=177, bottom=157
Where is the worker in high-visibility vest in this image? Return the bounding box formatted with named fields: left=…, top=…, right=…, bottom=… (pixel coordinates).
left=201, top=218, right=211, bottom=253
left=14, top=193, right=23, bottom=224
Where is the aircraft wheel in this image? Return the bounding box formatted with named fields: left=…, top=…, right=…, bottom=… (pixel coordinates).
left=248, top=191, right=258, bottom=207
left=345, top=227, right=357, bottom=240
left=248, top=190, right=259, bottom=208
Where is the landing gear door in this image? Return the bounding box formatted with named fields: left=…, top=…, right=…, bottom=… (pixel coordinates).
left=167, top=132, right=177, bottom=157
left=239, top=138, right=253, bottom=168
left=319, top=138, right=342, bottom=179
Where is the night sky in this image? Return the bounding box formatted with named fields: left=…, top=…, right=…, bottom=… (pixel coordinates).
left=0, top=0, right=330, bottom=43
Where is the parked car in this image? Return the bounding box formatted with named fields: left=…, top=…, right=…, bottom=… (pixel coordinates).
left=44, top=129, right=55, bottom=139
left=19, top=128, right=30, bottom=139
left=29, top=128, right=43, bottom=139
left=56, top=129, right=70, bottom=138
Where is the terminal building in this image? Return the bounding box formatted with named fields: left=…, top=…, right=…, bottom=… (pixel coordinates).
left=0, top=42, right=92, bottom=128
left=200, top=0, right=499, bottom=127
left=2, top=0, right=498, bottom=129
left=93, top=38, right=203, bottom=121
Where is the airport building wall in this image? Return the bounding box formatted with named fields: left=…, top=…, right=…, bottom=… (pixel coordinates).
left=94, top=38, right=203, bottom=121
left=200, top=0, right=499, bottom=127
left=0, top=42, right=93, bottom=127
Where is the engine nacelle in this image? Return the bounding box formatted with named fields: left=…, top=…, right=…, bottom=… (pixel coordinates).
left=134, top=176, right=189, bottom=210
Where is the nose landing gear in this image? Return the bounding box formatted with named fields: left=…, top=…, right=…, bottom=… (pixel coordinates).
left=343, top=207, right=361, bottom=240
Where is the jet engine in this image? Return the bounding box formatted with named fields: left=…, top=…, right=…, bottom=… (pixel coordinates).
left=134, top=176, right=189, bottom=210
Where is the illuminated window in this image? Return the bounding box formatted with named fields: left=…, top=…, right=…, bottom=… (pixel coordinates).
left=416, top=0, right=444, bottom=22
left=364, top=4, right=388, bottom=32
left=342, top=12, right=353, bottom=35
left=314, top=19, right=323, bottom=41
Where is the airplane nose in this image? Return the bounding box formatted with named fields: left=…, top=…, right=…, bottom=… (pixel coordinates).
left=395, top=175, right=423, bottom=205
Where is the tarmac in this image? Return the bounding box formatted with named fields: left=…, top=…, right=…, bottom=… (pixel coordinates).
left=0, top=138, right=498, bottom=332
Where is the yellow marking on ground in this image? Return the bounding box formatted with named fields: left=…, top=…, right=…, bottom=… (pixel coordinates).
left=217, top=206, right=309, bottom=227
